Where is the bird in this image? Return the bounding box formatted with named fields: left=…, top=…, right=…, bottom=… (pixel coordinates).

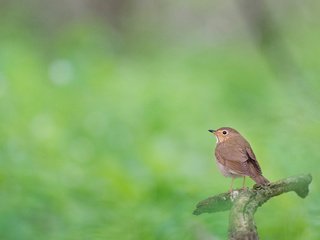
left=208, top=127, right=269, bottom=192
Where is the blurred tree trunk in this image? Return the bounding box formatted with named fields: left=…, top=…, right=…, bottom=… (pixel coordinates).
left=236, top=0, right=298, bottom=77
left=90, top=0, right=133, bottom=30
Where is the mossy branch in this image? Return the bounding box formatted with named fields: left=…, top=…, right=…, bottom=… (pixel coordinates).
left=193, top=174, right=312, bottom=240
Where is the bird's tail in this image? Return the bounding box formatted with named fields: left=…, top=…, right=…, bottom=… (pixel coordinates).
left=251, top=175, right=270, bottom=185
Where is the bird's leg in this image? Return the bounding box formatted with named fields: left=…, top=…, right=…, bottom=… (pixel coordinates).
left=242, top=176, right=247, bottom=190
left=229, top=177, right=235, bottom=192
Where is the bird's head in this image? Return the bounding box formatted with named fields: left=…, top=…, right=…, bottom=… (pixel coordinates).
left=208, top=127, right=240, bottom=143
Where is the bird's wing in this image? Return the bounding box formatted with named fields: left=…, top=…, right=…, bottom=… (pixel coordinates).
left=217, top=142, right=249, bottom=162
left=245, top=147, right=262, bottom=175
left=217, top=142, right=263, bottom=176
left=224, top=159, right=248, bottom=175
left=216, top=143, right=249, bottom=175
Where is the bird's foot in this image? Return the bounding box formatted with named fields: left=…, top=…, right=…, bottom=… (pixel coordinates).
left=253, top=183, right=270, bottom=190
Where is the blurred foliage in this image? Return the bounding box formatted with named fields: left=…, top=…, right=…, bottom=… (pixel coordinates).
left=0, top=1, right=319, bottom=239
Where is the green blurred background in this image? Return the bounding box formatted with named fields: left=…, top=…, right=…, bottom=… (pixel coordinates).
left=0, top=0, right=319, bottom=239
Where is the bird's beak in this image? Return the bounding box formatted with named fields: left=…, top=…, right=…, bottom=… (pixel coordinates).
left=208, top=129, right=216, bottom=134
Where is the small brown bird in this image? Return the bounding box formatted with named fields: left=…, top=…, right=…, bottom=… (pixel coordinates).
left=208, top=127, right=269, bottom=191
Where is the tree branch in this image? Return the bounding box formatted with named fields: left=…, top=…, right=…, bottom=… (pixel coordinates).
left=193, top=174, right=312, bottom=240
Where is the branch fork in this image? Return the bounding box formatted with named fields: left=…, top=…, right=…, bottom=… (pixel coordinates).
left=193, top=174, right=312, bottom=240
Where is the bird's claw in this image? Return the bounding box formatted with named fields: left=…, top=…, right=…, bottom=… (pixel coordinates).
left=253, top=183, right=270, bottom=190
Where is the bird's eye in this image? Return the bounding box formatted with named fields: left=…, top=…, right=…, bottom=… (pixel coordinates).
left=222, top=130, right=228, bottom=135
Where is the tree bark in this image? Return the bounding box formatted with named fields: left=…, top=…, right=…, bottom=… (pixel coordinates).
left=193, top=174, right=312, bottom=240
